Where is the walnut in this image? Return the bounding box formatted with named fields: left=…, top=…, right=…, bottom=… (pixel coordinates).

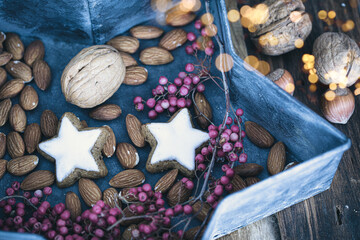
left=313, top=32, right=360, bottom=87
left=250, top=0, right=312, bottom=56
left=61, top=45, right=125, bottom=108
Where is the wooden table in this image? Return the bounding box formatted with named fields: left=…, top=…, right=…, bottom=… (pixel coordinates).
left=223, top=0, right=360, bottom=239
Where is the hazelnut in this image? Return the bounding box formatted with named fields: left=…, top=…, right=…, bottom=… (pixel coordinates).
left=266, top=68, right=295, bottom=95
left=321, top=88, right=355, bottom=124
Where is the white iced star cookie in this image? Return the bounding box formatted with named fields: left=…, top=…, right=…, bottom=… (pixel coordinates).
left=142, top=108, right=209, bottom=177
left=38, top=112, right=109, bottom=188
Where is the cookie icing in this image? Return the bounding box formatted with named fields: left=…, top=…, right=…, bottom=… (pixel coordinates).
left=147, top=108, right=209, bottom=171
left=39, top=116, right=101, bottom=182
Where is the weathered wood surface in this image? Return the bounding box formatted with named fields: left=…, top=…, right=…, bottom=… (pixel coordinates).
left=224, top=0, right=360, bottom=239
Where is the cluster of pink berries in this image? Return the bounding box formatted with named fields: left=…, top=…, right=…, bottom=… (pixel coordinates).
left=185, top=19, right=215, bottom=56
left=127, top=180, right=194, bottom=240
left=133, top=68, right=205, bottom=119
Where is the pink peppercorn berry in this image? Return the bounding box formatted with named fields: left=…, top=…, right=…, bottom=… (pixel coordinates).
left=187, top=32, right=196, bottom=41
left=43, top=187, right=52, bottom=195
left=239, top=153, right=248, bottom=163
left=185, top=45, right=194, bottom=55
left=158, top=76, right=168, bottom=85
left=133, top=96, right=142, bottom=104
left=185, top=63, right=194, bottom=72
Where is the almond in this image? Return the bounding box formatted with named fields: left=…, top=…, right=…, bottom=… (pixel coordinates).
left=166, top=9, right=196, bottom=27
left=9, top=104, right=27, bottom=132
left=121, top=206, right=143, bottom=226
left=0, top=98, right=11, bottom=126
left=0, top=79, right=24, bottom=99
left=19, top=85, right=39, bottom=111
left=7, top=155, right=39, bottom=176
left=126, top=114, right=145, bottom=147
left=116, top=142, right=139, bottom=169
left=119, top=188, right=138, bottom=202
left=102, top=125, right=116, bottom=158
left=24, top=123, right=41, bottom=154
left=0, top=159, right=7, bottom=179
left=33, top=59, right=51, bottom=91
left=167, top=180, right=191, bottom=206
left=81, top=120, right=88, bottom=128
left=7, top=131, right=25, bottom=158
left=0, top=67, right=6, bottom=87
left=109, top=169, right=145, bottom=188
left=79, top=178, right=102, bottom=206
left=20, top=170, right=55, bottom=190
left=40, top=110, right=58, bottom=138
left=103, top=187, right=120, bottom=208
left=0, top=52, right=13, bottom=66
left=0, top=133, right=6, bottom=158
left=229, top=174, right=246, bottom=193
left=139, top=47, right=174, bottom=65
left=119, top=51, right=137, bottom=67
left=192, top=200, right=211, bottom=221
left=194, top=92, right=213, bottom=129
left=267, top=141, right=286, bottom=175
left=4, top=33, right=24, bottom=60
left=24, top=40, right=45, bottom=67
left=154, top=169, right=178, bottom=193
left=244, top=121, right=274, bottom=148
left=89, top=104, right=122, bottom=121
left=130, top=25, right=164, bottom=39
left=107, top=36, right=139, bottom=54
left=123, top=66, right=148, bottom=85
left=5, top=61, right=33, bottom=83
left=184, top=226, right=204, bottom=240
left=245, top=177, right=261, bottom=186
left=159, top=29, right=187, bottom=51
left=122, top=224, right=137, bottom=240
left=233, top=163, right=264, bottom=177
left=66, top=191, right=82, bottom=221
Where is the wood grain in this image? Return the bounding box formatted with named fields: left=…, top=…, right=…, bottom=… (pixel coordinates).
left=225, top=0, right=360, bottom=239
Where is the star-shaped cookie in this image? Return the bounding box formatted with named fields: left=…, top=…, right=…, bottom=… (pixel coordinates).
left=38, top=112, right=109, bottom=188
left=142, top=108, right=209, bottom=177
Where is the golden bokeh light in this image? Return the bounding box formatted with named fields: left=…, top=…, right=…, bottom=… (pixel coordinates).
left=342, top=20, right=355, bottom=32
left=302, top=54, right=311, bottom=63
left=325, top=90, right=336, bottom=101
left=201, top=13, right=214, bottom=25
left=290, top=11, right=302, bottom=22
left=179, top=0, right=201, bottom=12
left=256, top=60, right=270, bottom=75
left=329, top=83, right=337, bottom=90
left=205, top=24, right=218, bottom=37
left=355, top=82, right=360, bottom=88
left=240, top=5, right=251, bottom=16
left=240, top=3, right=269, bottom=30
left=338, top=82, right=347, bottom=88
left=228, top=9, right=240, bottom=22
left=295, top=39, right=304, bottom=48
left=328, top=11, right=336, bottom=19
left=248, top=25, right=256, bottom=32
left=215, top=53, right=234, bottom=72
left=318, top=10, right=327, bottom=20
left=151, top=0, right=171, bottom=12
left=244, top=55, right=259, bottom=70
left=308, top=74, right=318, bottom=83
left=309, top=68, right=317, bottom=74
left=309, top=84, right=317, bottom=92
left=285, top=83, right=295, bottom=94
left=355, top=88, right=360, bottom=96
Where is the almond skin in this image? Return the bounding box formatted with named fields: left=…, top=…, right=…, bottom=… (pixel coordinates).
left=192, top=200, right=212, bottom=221
left=159, top=29, right=187, bottom=51
left=0, top=98, right=12, bottom=126
left=130, top=25, right=164, bottom=39
left=167, top=180, right=191, bottom=206
left=33, top=59, right=51, bottom=90
left=166, top=9, right=196, bottom=27
left=5, top=60, right=33, bottom=83
left=9, top=104, right=27, bottom=132
left=19, top=85, right=39, bottom=111
left=244, top=121, right=274, bottom=148
left=139, top=47, right=174, bottom=65
left=40, top=110, right=58, bottom=138
left=233, top=163, right=264, bottom=177
left=4, top=33, right=24, bottom=60
left=0, top=52, right=13, bottom=66
left=245, top=177, right=261, bottom=186
left=116, top=142, right=139, bottom=169
left=109, top=169, right=145, bottom=188
left=107, top=36, right=139, bottom=54
left=0, top=133, right=6, bottom=158
left=103, top=188, right=120, bottom=208
left=0, top=159, right=7, bottom=179
left=0, top=67, right=7, bottom=87
left=79, top=178, right=102, bottom=206
left=0, top=79, right=24, bottom=99
left=122, top=225, right=137, bottom=240
left=102, top=125, right=116, bottom=158
left=20, top=170, right=55, bottom=190
left=89, top=104, right=122, bottom=121
left=7, top=131, right=25, bottom=158
left=154, top=169, right=178, bottom=193
left=194, top=92, right=213, bottom=129
left=126, top=114, right=145, bottom=147
left=229, top=174, right=247, bottom=193
left=267, top=141, right=286, bottom=175
left=24, top=123, right=41, bottom=154
left=119, top=52, right=137, bottom=67
left=66, top=191, right=82, bottom=221
left=123, top=66, right=148, bottom=85
left=119, top=188, right=138, bottom=202
left=184, top=226, right=204, bottom=240
left=7, top=155, right=39, bottom=176
left=24, top=40, right=45, bottom=67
